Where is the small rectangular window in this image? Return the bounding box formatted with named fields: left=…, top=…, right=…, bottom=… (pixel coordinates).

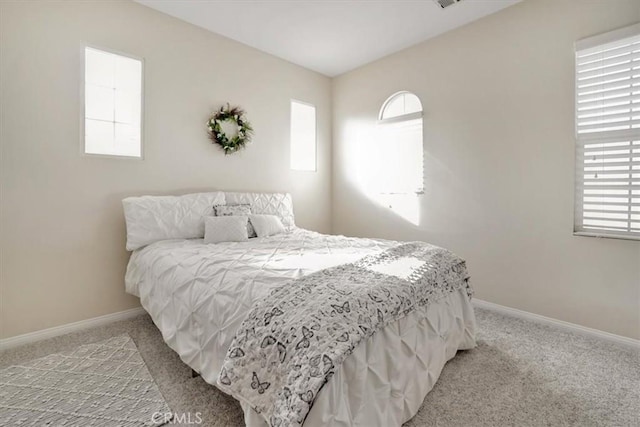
left=290, top=100, right=316, bottom=171
left=574, top=24, right=640, bottom=240
left=83, top=46, right=143, bottom=158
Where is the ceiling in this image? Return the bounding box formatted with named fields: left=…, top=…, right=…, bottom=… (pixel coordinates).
left=135, top=0, right=520, bottom=77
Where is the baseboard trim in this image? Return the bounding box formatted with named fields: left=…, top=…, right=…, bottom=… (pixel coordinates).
left=473, top=299, right=639, bottom=349
left=0, top=307, right=146, bottom=351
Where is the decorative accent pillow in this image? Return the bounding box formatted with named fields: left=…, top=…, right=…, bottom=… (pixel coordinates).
left=224, top=192, right=295, bottom=230
left=213, top=204, right=257, bottom=238
left=122, top=191, right=225, bottom=251
left=249, top=214, right=286, bottom=238
left=204, top=216, right=249, bottom=244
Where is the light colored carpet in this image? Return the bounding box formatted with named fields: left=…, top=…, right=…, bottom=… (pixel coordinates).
left=1, top=308, right=637, bottom=427
left=0, top=335, right=171, bottom=427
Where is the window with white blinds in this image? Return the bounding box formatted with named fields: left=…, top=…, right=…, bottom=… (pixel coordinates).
left=574, top=24, right=640, bottom=240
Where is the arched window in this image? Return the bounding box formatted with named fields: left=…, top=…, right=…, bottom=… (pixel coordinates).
left=374, top=92, right=424, bottom=195
left=379, top=91, right=422, bottom=121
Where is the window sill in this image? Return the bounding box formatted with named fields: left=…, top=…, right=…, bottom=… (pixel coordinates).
left=82, top=152, right=143, bottom=160
left=573, top=232, right=640, bottom=242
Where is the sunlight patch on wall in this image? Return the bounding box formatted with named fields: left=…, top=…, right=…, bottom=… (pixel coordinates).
left=342, top=119, right=421, bottom=226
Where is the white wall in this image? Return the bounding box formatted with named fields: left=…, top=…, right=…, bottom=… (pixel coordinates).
left=332, top=0, right=640, bottom=339
left=2, top=0, right=638, bottom=342
left=0, top=0, right=332, bottom=339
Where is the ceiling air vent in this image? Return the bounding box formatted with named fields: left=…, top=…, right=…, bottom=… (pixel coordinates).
left=434, top=0, right=462, bottom=9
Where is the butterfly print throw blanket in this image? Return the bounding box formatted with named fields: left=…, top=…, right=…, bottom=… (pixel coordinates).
left=217, top=242, right=473, bottom=426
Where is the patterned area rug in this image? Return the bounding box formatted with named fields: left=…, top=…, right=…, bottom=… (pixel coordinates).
left=0, top=334, right=171, bottom=426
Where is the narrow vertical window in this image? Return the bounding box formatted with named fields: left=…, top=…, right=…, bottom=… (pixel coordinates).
left=290, top=100, right=317, bottom=171
left=84, top=46, right=143, bottom=158
left=377, top=91, right=424, bottom=194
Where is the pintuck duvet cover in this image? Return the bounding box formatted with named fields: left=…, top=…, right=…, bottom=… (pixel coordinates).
left=125, top=228, right=477, bottom=427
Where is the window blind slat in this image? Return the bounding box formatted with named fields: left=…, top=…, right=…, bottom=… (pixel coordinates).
left=578, top=86, right=640, bottom=103
left=582, top=171, right=639, bottom=177
left=585, top=209, right=640, bottom=216
left=577, top=131, right=639, bottom=144
left=578, top=120, right=640, bottom=133
left=577, top=38, right=640, bottom=60
left=583, top=224, right=634, bottom=231
left=582, top=178, right=635, bottom=184
left=578, top=70, right=639, bottom=90
left=578, top=110, right=639, bottom=124
left=577, top=94, right=640, bottom=111
left=582, top=160, right=640, bottom=167
left=577, top=55, right=639, bottom=76
left=584, top=211, right=634, bottom=218
left=577, top=185, right=640, bottom=191
left=585, top=221, right=639, bottom=228
left=577, top=62, right=639, bottom=81
left=577, top=77, right=640, bottom=96
left=579, top=151, right=635, bottom=161
left=577, top=51, right=640, bottom=73
left=578, top=90, right=639, bottom=107
left=584, top=202, right=640, bottom=207
left=578, top=122, right=639, bottom=134
left=577, top=62, right=639, bottom=82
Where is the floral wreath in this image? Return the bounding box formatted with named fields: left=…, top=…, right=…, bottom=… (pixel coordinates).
left=207, top=104, right=254, bottom=154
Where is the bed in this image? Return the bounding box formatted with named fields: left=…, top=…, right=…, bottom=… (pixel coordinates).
left=123, top=191, right=476, bottom=427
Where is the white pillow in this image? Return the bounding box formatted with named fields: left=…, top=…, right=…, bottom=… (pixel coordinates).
left=122, top=191, right=225, bottom=251
left=249, top=214, right=286, bottom=238
left=204, top=216, right=249, bottom=244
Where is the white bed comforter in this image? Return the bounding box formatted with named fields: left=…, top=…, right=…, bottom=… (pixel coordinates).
left=126, top=229, right=476, bottom=426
